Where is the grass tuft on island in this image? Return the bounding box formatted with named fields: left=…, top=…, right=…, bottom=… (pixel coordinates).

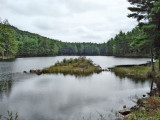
left=42, top=57, right=102, bottom=76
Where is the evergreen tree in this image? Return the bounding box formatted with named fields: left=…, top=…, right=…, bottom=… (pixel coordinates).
left=127, top=0, right=156, bottom=71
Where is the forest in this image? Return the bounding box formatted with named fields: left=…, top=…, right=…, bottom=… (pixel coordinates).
left=0, top=21, right=105, bottom=57
left=0, top=0, right=160, bottom=69
left=0, top=21, right=153, bottom=58
left=105, top=0, right=160, bottom=71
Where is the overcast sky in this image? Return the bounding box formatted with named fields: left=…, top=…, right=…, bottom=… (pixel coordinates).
left=0, top=0, right=137, bottom=43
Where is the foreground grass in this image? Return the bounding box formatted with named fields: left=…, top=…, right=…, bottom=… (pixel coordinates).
left=123, top=97, right=160, bottom=120
left=42, top=57, right=102, bottom=75
left=110, top=61, right=160, bottom=79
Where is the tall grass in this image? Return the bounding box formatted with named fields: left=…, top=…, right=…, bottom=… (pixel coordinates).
left=42, top=57, right=102, bottom=75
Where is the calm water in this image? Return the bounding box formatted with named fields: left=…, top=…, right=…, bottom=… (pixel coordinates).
left=0, top=56, right=151, bottom=120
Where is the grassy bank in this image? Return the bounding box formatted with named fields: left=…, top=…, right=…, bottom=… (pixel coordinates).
left=42, top=57, right=102, bottom=75
left=110, top=61, right=160, bottom=79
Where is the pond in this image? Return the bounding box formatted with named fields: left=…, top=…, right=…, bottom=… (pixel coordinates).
left=0, top=56, right=151, bottom=120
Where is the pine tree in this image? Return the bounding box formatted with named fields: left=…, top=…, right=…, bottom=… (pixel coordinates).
left=127, top=0, right=156, bottom=71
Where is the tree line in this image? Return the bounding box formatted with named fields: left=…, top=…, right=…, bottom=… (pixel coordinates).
left=105, top=28, right=150, bottom=57
left=0, top=20, right=149, bottom=58
left=0, top=20, right=108, bottom=57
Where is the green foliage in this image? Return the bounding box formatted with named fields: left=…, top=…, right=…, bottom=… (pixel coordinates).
left=127, top=0, right=154, bottom=23
left=104, top=28, right=150, bottom=57
left=22, top=38, right=38, bottom=56
left=2, top=18, right=145, bottom=58
left=0, top=19, right=17, bottom=58
left=127, top=0, right=160, bottom=70
left=0, top=23, right=108, bottom=57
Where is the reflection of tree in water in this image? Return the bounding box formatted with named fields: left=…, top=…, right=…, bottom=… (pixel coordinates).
left=0, top=72, right=35, bottom=100
left=0, top=80, right=13, bottom=99
left=112, top=69, right=160, bottom=98
left=112, top=72, right=147, bottom=84
left=53, top=71, right=102, bottom=78
left=113, top=70, right=160, bottom=97
left=150, top=78, right=160, bottom=96
left=156, top=79, right=160, bottom=96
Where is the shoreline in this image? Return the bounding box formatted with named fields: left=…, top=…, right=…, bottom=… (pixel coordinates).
left=109, top=61, right=160, bottom=80
left=111, top=61, right=160, bottom=120
left=0, top=56, right=15, bottom=61
left=0, top=55, right=150, bottom=61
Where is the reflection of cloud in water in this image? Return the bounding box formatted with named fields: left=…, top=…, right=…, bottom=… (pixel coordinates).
left=0, top=56, right=151, bottom=120
left=0, top=72, right=150, bottom=120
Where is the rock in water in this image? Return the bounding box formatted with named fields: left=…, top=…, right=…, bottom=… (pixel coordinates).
left=30, top=69, right=42, bottom=75
left=30, top=69, right=36, bottom=73
left=119, top=110, right=131, bottom=116
left=123, top=105, right=126, bottom=109
left=36, top=70, right=42, bottom=75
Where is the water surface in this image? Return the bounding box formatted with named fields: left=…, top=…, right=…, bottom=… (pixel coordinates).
left=0, top=56, right=150, bottom=120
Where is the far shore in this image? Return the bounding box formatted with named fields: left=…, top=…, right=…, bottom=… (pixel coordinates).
left=0, top=55, right=151, bottom=60
left=0, top=56, right=15, bottom=60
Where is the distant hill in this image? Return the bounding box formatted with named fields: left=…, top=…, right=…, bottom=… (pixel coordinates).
left=0, top=22, right=149, bottom=58
left=10, top=25, right=105, bottom=57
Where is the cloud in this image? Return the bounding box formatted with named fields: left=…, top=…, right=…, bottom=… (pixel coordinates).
left=0, top=0, right=138, bottom=43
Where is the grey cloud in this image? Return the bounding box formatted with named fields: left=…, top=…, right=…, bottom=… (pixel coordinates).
left=81, top=34, right=102, bottom=41
left=0, top=0, right=6, bottom=9
left=64, top=0, right=107, bottom=13
left=0, top=0, right=138, bottom=43
left=33, top=19, right=55, bottom=31
left=7, top=0, right=70, bottom=16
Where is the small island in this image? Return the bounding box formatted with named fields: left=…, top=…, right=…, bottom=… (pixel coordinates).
left=42, top=57, right=102, bottom=75
left=30, top=57, right=103, bottom=76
